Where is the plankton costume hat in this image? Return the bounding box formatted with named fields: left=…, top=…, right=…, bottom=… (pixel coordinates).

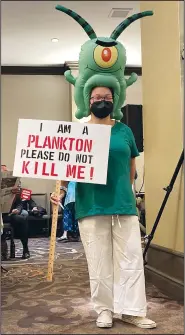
left=55, top=5, right=153, bottom=120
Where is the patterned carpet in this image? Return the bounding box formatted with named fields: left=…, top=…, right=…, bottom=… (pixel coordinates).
left=1, top=238, right=184, bottom=334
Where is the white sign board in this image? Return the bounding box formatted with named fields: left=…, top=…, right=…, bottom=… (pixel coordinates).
left=13, top=119, right=111, bottom=185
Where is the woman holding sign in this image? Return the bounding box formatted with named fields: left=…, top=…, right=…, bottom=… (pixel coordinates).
left=51, top=86, right=156, bottom=330
left=51, top=3, right=156, bottom=329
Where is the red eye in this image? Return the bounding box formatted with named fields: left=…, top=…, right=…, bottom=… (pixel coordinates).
left=101, top=48, right=112, bottom=62
left=94, top=45, right=118, bottom=68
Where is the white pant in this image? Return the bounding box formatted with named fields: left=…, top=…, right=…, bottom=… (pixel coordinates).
left=79, top=215, right=147, bottom=316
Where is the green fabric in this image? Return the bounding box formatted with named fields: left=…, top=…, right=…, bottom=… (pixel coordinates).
left=75, top=122, right=139, bottom=220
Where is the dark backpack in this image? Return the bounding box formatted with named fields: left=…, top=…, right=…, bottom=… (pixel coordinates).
left=29, top=206, right=47, bottom=218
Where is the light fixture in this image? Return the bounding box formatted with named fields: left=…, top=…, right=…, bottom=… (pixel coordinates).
left=51, top=38, right=59, bottom=43
left=109, top=8, right=132, bottom=18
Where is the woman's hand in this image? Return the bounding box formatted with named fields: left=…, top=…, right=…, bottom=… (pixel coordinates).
left=32, top=207, right=38, bottom=212
left=11, top=209, right=19, bottom=215
left=50, top=190, right=65, bottom=206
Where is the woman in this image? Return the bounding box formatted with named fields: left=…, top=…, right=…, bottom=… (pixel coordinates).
left=51, top=86, right=156, bottom=329
left=3, top=186, right=38, bottom=259
left=57, top=181, right=79, bottom=242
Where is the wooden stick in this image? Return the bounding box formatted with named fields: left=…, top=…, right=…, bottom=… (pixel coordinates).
left=47, top=180, right=61, bottom=282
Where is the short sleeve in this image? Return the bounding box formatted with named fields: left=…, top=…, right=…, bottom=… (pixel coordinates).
left=127, top=127, right=140, bottom=158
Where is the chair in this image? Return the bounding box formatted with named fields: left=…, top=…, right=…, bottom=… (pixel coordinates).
left=2, top=222, right=15, bottom=258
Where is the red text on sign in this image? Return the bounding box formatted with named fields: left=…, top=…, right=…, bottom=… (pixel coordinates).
left=27, top=135, right=92, bottom=152
left=21, top=161, right=58, bottom=177
left=66, top=164, right=85, bottom=180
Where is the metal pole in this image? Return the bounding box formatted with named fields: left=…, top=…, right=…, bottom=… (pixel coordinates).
left=143, top=150, right=184, bottom=265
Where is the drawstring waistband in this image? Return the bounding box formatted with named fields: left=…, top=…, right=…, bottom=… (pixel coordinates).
left=112, top=215, right=121, bottom=228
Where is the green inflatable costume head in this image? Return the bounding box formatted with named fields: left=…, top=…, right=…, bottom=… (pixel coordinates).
left=56, top=5, right=153, bottom=120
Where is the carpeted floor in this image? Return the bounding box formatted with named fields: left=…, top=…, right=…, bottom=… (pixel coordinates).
left=1, top=238, right=184, bottom=334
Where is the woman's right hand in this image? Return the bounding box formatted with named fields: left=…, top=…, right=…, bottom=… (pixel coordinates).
left=11, top=209, right=19, bottom=215
left=50, top=190, right=65, bottom=206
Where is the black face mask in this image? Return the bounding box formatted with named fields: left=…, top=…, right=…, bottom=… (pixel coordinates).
left=90, top=101, right=113, bottom=119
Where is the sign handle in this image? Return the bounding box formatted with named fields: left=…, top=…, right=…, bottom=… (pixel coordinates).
left=47, top=180, right=61, bottom=282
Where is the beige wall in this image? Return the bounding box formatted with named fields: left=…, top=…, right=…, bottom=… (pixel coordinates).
left=1, top=74, right=71, bottom=197
left=140, top=1, right=183, bottom=253
left=70, top=71, right=144, bottom=192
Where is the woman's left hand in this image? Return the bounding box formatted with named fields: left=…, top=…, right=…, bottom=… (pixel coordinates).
left=50, top=191, right=65, bottom=206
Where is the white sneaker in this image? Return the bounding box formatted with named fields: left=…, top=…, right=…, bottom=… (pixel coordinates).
left=57, top=236, right=68, bottom=242
left=96, top=310, right=113, bottom=328
left=122, top=315, right=156, bottom=329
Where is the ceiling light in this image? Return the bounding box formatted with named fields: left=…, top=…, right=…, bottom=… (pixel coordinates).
left=109, top=8, right=132, bottom=18
left=51, top=38, right=59, bottom=43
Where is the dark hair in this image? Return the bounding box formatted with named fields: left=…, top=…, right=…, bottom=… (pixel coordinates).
left=109, top=87, right=114, bottom=98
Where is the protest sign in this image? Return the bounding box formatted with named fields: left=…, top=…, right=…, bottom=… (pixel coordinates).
left=13, top=119, right=111, bottom=282
left=13, top=119, right=111, bottom=185
left=21, top=188, right=32, bottom=200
